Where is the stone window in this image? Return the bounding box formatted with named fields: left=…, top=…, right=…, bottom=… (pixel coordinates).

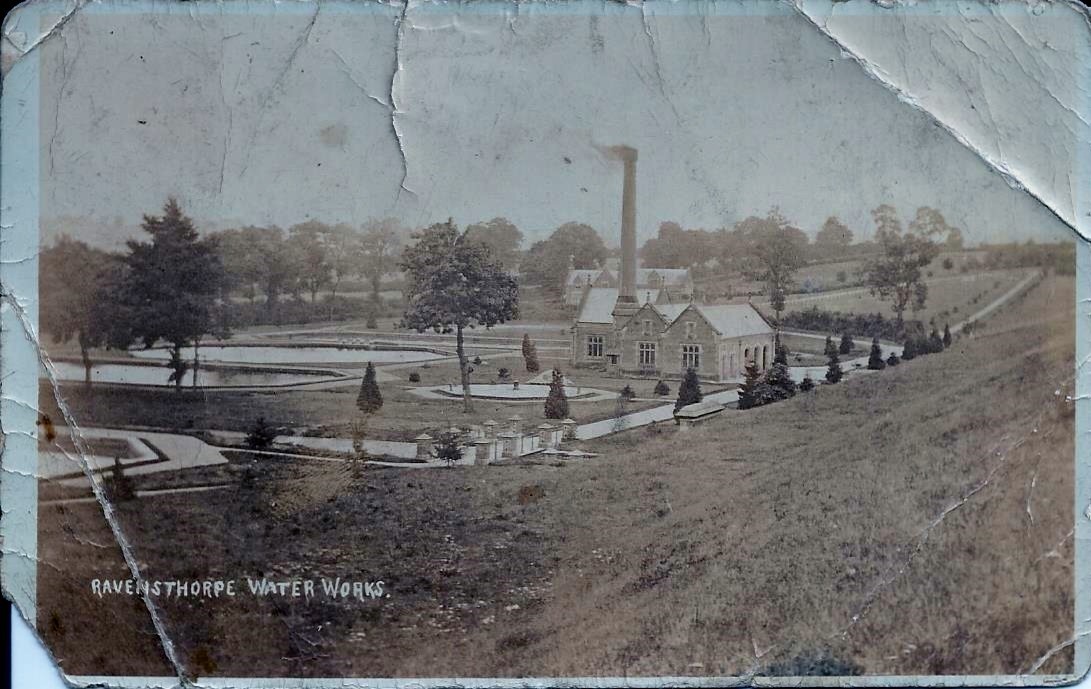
left=642, top=319, right=652, bottom=335
left=685, top=321, right=696, bottom=339
left=682, top=343, right=701, bottom=370
left=587, top=335, right=604, bottom=358
left=638, top=342, right=657, bottom=367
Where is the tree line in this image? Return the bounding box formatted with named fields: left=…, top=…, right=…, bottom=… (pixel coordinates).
left=40, top=200, right=520, bottom=406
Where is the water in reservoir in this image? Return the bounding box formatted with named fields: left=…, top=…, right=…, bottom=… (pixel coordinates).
left=128, top=345, right=446, bottom=365
left=46, top=361, right=335, bottom=387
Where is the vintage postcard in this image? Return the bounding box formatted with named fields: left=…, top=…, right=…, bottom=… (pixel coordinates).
left=2, top=0, right=1090, bottom=686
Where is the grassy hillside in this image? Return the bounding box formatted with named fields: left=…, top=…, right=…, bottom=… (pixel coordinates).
left=37, top=276, right=1074, bottom=679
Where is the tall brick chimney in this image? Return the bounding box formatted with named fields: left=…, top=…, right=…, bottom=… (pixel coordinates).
left=598, top=144, right=639, bottom=320
left=618, top=147, right=638, bottom=306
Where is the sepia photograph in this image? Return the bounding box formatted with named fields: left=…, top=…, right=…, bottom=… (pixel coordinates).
left=2, top=0, right=1089, bottom=685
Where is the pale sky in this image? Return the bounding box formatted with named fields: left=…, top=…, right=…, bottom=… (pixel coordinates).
left=38, top=1, right=1072, bottom=250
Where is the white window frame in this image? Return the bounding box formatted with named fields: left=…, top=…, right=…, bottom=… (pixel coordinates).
left=638, top=341, right=657, bottom=366
left=682, top=343, right=701, bottom=370
left=587, top=335, right=604, bottom=358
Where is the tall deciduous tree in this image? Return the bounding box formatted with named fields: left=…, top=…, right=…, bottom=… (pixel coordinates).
left=360, top=217, right=406, bottom=308
left=815, top=216, right=853, bottom=257
left=520, top=222, right=608, bottom=296
left=861, top=205, right=940, bottom=327
left=39, top=236, right=121, bottom=387
left=908, top=206, right=963, bottom=250
left=736, top=208, right=808, bottom=324
left=116, top=198, right=227, bottom=390
left=287, top=221, right=332, bottom=303
left=401, top=220, right=519, bottom=413
left=325, top=223, right=362, bottom=304
left=464, top=217, right=524, bottom=272
left=640, top=221, right=715, bottom=271
left=215, top=225, right=300, bottom=319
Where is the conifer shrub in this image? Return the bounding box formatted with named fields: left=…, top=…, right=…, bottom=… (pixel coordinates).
left=435, top=431, right=462, bottom=466
left=675, top=367, right=703, bottom=412
left=752, top=380, right=791, bottom=406
left=245, top=416, right=277, bottom=450
left=867, top=336, right=886, bottom=370
left=773, top=337, right=789, bottom=366
left=824, top=335, right=836, bottom=357
left=942, top=323, right=953, bottom=348
left=737, top=361, right=762, bottom=410
left=620, top=384, right=636, bottom=401
left=653, top=379, right=670, bottom=396
left=886, top=352, right=900, bottom=366
left=107, top=457, right=136, bottom=502
left=799, top=375, right=816, bottom=392
left=356, top=362, right=384, bottom=414
left=839, top=332, right=853, bottom=355
left=521, top=334, right=541, bottom=373
left=928, top=329, right=945, bottom=353
left=764, top=362, right=797, bottom=397
left=544, top=369, right=569, bottom=419
left=825, top=352, right=843, bottom=384
left=901, top=338, right=917, bottom=361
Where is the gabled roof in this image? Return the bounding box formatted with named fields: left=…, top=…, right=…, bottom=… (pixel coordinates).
left=655, top=303, right=690, bottom=323
left=686, top=303, right=774, bottom=337
left=574, top=287, right=619, bottom=324
left=654, top=302, right=775, bottom=338
left=567, top=266, right=691, bottom=287
left=566, top=268, right=602, bottom=287
left=636, top=268, right=691, bottom=286
left=574, top=287, right=662, bottom=324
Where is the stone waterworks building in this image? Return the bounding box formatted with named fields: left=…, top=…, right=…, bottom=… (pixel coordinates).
left=570, top=145, right=775, bottom=382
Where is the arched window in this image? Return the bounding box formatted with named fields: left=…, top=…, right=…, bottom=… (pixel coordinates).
left=762, top=345, right=768, bottom=369
left=744, top=348, right=750, bottom=362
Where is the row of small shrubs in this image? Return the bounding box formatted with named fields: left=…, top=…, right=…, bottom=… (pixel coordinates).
left=900, top=325, right=952, bottom=361
left=740, top=324, right=954, bottom=411
left=781, top=307, right=924, bottom=343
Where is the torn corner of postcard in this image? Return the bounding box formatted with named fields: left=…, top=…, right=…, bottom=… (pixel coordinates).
left=2, top=0, right=1090, bottom=686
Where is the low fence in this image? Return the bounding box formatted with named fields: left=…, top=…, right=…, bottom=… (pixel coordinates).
left=413, top=416, right=576, bottom=465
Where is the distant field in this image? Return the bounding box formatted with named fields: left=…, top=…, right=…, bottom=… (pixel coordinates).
left=779, top=268, right=1027, bottom=327
left=38, top=274, right=1074, bottom=678
left=698, top=250, right=986, bottom=299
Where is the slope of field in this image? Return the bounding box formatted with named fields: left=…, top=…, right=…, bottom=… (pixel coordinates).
left=779, top=268, right=1027, bottom=327
left=37, top=277, right=1075, bottom=679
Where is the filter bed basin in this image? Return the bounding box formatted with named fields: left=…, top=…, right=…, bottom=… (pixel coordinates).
left=46, top=360, right=344, bottom=388
left=128, top=344, right=447, bottom=365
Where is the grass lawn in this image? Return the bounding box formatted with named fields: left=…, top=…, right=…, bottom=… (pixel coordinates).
left=36, top=275, right=1074, bottom=679
left=41, top=354, right=695, bottom=442
left=778, top=268, right=1027, bottom=327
